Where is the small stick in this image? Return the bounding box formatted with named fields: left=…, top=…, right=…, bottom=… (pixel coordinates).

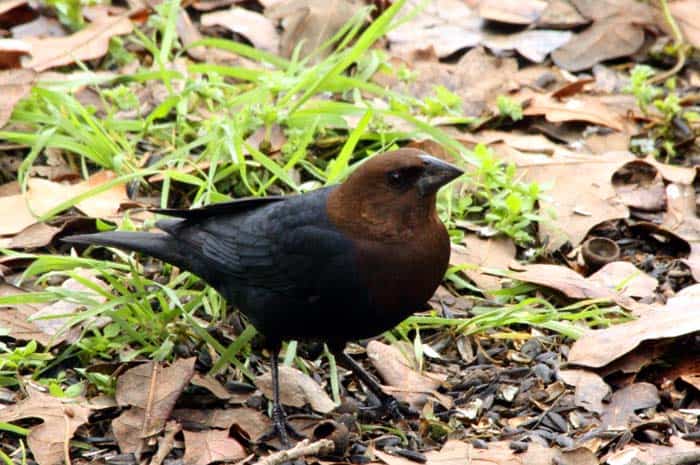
left=255, top=439, right=334, bottom=465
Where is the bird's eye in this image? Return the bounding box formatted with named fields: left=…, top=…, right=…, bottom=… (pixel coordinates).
left=386, top=166, right=423, bottom=190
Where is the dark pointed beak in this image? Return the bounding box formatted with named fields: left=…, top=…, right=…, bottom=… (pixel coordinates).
left=417, top=154, right=464, bottom=197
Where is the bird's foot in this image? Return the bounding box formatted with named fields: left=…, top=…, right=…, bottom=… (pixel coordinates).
left=259, top=404, right=305, bottom=449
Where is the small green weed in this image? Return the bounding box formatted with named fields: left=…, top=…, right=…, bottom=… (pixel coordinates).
left=625, top=65, right=698, bottom=159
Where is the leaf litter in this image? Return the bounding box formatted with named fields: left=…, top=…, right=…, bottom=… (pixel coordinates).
left=1, top=0, right=700, bottom=463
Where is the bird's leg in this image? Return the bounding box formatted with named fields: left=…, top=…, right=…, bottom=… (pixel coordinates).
left=259, top=346, right=304, bottom=448
left=334, top=350, right=414, bottom=420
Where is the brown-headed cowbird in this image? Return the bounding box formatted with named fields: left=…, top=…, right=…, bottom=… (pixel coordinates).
left=64, top=149, right=462, bottom=446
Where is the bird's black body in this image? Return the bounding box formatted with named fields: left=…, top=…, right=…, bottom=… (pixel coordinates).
left=64, top=150, right=463, bottom=446
left=155, top=187, right=375, bottom=347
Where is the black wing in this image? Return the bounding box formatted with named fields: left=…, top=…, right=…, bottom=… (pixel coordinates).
left=162, top=187, right=351, bottom=296
left=151, top=195, right=284, bottom=221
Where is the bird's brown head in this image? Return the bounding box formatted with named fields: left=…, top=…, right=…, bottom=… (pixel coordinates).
left=327, top=148, right=463, bottom=241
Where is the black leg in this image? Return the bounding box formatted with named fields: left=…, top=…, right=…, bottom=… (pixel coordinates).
left=334, top=350, right=413, bottom=419
left=260, top=345, right=304, bottom=448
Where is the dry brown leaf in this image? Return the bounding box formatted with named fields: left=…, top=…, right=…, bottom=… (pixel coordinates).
left=202, top=7, right=279, bottom=53
left=478, top=0, right=547, bottom=25
left=113, top=358, right=196, bottom=454
left=482, top=29, right=572, bottom=63
left=568, top=291, right=700, bottom=368
left=0, top=171, right=128, bottom=236
left=30, top=268, right=110, bottom=345
left=7, top=221, right=60, bottom=249
left=11, top=16, right=66, bottom=39
left=522, top=91, right=631, bottom=131
left=23, top=15, right=133, bottom=71
left=0, top=68, right=35, bottom=128
left=191, top=373, right=243, bottom=401
left=515, top=151, right=632, bottom=250
left=0, top=281, right=53, bottom=346
left=376, top=439, right=557, bottom=465
left=266, top=0, right=361, bottom=60
left=669, top=0, right=700, bottom=48
left=506, top=263, right=649, bottom=313
left=256, top=364, right=336, bottom=413
left=0, top=385, right=91, bottom=465
left=183, top=429, right=246, bottom=465
left=604, top=436, right=700, bottom=465
left=537, top=0, right=588, bottom=28
left=450, top=238, right=515, bottom=292
left=587, top=261, right=658, bottom=300
left=387, top=0, right=483, bottom=59
left=559, top=369, right=610, bottom=414
left=172, top=407, right=271, bottom=441
left=367, top=340, right=451, bottom=409
left=601, top=382, right=659, bottom=430
left=551, top=17, right=645, bottom=72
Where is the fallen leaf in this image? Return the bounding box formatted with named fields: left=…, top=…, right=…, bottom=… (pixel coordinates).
left=172, top=407, right=271, bottom=441
left=11, top=16, right=66, bottom=39
left=387, top=0, right=483, bottom=59
left=601, top=382, right=659, bottom=430
left=30, top=268, right=110, bottom=345
left=568, top=292, right=700, bottom=368
left=0, top=385, right=91, bottom=465
left=183, top=429, right=246, bottom=465
left=151, top=421, right=182, bottom=465
left=587, top=261, right=658, bottom=300
left=0, top=281, right=52, bottom=346
left=266, top=0, right=361, bottom=60
left=0, top=171, right=128, bottom=236
left=202, top=7, right=279, bottom=53
left=376, top=439, right=557, bottom=465
left=478, top=0, right=547, bottom=25
left=506, top=263, right=649, bottom=313
left=522, top=91, right=631, bottom=131
left=537, top=0, right=588, bottom=28
left=482, top=29, right=572, bottom=63
left=191, top=373, right=247, bottom=402
left=113, top=358, right=196, bottom=454
left=450, top=238, right=515, bottom=292
left=7, top=220, right=60, bottom=249
left=256, top=364, right=336, bottom=413
left=515, top=151, right=632, bottom=250
left=23, top=15, right=133, bottom=71
left=670, top=0, right=700, bottom=48
left=367, top=340, right=451, bottom=409
left=604, top=436, right=700, bottom=465
left=0, top=0, right=35, bottom=28
left=555, top=448, right=598, bottom=465
left=0, top=68, right=35, bottom=128
left=559, top=369, right=610, bottom=414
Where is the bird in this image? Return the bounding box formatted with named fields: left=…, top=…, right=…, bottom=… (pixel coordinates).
left=63, top=148, right=463, bottom=447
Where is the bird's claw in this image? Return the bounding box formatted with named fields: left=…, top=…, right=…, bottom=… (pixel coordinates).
left=259, top=404, right=305, bottom=448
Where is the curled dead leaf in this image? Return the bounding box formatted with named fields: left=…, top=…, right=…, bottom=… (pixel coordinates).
left=256, top=364, right=336, bottom=413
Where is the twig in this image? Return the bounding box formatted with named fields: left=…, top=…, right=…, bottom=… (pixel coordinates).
left=254, top=439, right=334, bottom=465
left=649, top=0, right=687, bottom=84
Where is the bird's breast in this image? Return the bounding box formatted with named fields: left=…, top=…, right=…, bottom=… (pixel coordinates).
left=353, top=220, right=450, bottom=324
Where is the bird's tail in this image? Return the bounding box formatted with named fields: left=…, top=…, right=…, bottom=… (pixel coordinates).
left=62, top=232, right=188, bottom=269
